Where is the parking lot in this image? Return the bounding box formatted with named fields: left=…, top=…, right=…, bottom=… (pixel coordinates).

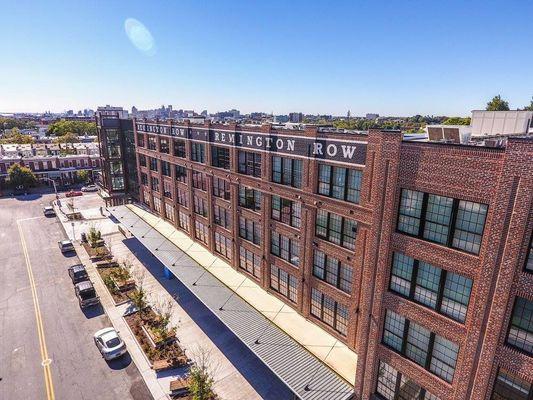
left=0, top=192, right=151, bottom=400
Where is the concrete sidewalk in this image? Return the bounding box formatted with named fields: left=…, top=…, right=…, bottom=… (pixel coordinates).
left=53, top=194, right=292, bottom=400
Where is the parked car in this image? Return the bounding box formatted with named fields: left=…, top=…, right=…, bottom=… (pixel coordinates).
left=68, top=264, right=88, bottom=284
left=66, top=190, right=83, bottom=197
left=58, top=240, right=75, bottom=253
left=93, top=327, right=127, bottom=360
left=43, top=206, right=56, bottom=217
left=74, top=280, right=99, bottom=308
left=81, top=184, right=98, bottom=192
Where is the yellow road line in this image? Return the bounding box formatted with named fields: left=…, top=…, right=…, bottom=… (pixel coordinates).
left=17, top=220, right=55, bottom=400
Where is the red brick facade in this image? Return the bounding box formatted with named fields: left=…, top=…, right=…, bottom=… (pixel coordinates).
left=129, top=119, right=533, bottom=400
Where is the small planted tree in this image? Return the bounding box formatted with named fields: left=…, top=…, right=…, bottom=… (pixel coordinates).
left=151, top=297, right=178, bottom=342
left=189, top=346, right=217, bottom=400
left=130, top=287, right=147, bottom=319
left=131, top=266, right=148, bottom=320
left=87, top=226, right=102, bottom=248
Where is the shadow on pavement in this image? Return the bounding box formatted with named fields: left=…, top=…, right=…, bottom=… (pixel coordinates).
left=107, top=352, right=133, bottom=370
left=13, top=193, right=43, bottom=201
left=82, top=303, right=105, bottom=319
left=122, top=237, right=294, bottom=400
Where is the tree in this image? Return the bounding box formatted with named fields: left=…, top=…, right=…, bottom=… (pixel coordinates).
left=522, top=96, right=533, bottom=111
left=53, top=132, right=80, bottom=143
left=8, top=163, right=37, bottom=188
left=189, top=346, right=217, bottom=400
left=0, top=127, right=35, bottom=144
left=76, top=170, right=89, bottom=183
left=486, top=95, right=510, bottom=111
left=47, top=120, right=96, bottom=137
left=442, top=117, right=471, bottom=125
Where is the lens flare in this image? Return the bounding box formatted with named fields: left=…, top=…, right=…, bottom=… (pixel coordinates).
left=124, top=18, right=156, bottom=56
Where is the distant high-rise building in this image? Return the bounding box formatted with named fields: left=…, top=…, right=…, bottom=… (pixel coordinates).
left=289, top=112, right=303, bottom=123
left=365, top=113, right=379, bottom=120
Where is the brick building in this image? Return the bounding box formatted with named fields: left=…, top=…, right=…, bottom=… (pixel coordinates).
left=98, top=113, right=533, bottom=400
left=0, top=143, right=101, bottom=189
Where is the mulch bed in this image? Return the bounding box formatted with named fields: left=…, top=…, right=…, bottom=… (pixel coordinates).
left=82, top=242, right=110, bottom=260
left=124, top=308, right=185, bottom=366
left=97, top=266, right=136, bottom=304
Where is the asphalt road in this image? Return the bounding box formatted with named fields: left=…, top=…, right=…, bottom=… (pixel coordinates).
left=0, top=192, right=152, bottom=400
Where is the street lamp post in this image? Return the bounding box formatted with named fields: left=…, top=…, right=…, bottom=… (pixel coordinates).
left=43, top=177, right=58, bottom=198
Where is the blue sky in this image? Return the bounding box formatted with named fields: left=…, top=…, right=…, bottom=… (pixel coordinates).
left=1, top=0, right=532, bottom=116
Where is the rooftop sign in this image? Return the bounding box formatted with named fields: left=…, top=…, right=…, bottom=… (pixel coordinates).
left=136, top=123, right=367, bottom=166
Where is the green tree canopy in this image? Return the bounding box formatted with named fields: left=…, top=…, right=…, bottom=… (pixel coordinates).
left=53, top=132, right=80, bottom=143
left=521, top=96, right=533, bottom=111
left=0, top=127, right=35, bottom=144
left=442, top=117, right=471, bottom=125
left=0, top=118, right=36, bottom=132
left=8, top=163, right=37, bottom=188
left=486, top=95, right=510, bottom=111
left=47, top=120, right=96, bottom=136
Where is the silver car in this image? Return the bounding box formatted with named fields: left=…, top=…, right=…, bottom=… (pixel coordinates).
left=58, top=240, right=75, bottom=253
left=81, top=184, right=98, bottom=192
left=93, top=327, right=127, bottom=360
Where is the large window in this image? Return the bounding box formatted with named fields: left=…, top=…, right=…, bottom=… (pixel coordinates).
left=149, top=157, right=158, bottom=171
left=194, top=220, right=208, bottom=244
left=175, top=165, right=187, bottom=183
left=148, top=136, right=157, bottom=150
left=397, top=189, right=488, bottom=255
left=214, top=232, right=232, bottom=260
left=239, top=217, right=261, bottom=245
left=137, top=133, right=145, bottom=148
left=161, top=160, right=171, bottom=177
left=238, top=151, right=261, bottom=177
left=211, top=146, right=230, bottom=170
left=389, top=252, right=472, bottom=323
left=213, top=177, right=230, bottom=200
left=491, top=369, right=532, bottom=400
left=270, top=265, right=298, bottom=303
left=160, top=138, right=169, bottom=154
left=178, top=210, right=189, bottom=232
left=318, top=164, right=362, bottom=204
left=139, top=154, right=147, bottom=167
left=316, top=210, right=357, bottom=250
left=164, top=203, right=174, bottom=222
left=191, top=142, right=205, bottom=163
left=214, top=205, right=231, bottom=229
left=506, top=297, right=533, bottom=355
left=173, top=139, right=186, bottom=158
left=272, top=156, right=302, bottom=188
left=271, top=195, right=301, bottom=228
left=238, top=186, right=262, bottom=212
left=192, top=171, right=206, bottom=191
left=193, top=196, right=208, bottom=217
left=150, top=176, right=159, bottom=192
left=239, top=247, right=261, bottom=279
left=382, top=310, right=459, bottom=383
left=313, top=250, right=353, bottom=294
left=153, top=197, right=161, bottom=213
left=375, top=361, right=441, bottom=400
left=310, top=288, right=348, bottom=336
left=176, top=187, right=188, bottom=207
left=163, top=181, right=172, bottom=198
left=271, top=231, right=299, bottom=266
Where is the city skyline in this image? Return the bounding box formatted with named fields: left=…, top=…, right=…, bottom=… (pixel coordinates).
left=1, top=0, right=532, bottom=115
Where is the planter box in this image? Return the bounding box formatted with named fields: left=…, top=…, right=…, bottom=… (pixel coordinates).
left=141, top=324, right=176, bottom=349
left=95, top=259, right=119, bottom=269
left=111, top=276, right=136, bottom=292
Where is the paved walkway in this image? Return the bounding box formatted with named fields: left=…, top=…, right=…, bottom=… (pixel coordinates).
left=54, top=194, right=292, bottom=400
left=123, top=205, right=358, bottom=385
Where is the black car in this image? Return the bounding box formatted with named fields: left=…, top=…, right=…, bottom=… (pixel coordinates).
left=74, top=280, right=99, bottom=308
left=68, top=264, right=88, bottom=284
